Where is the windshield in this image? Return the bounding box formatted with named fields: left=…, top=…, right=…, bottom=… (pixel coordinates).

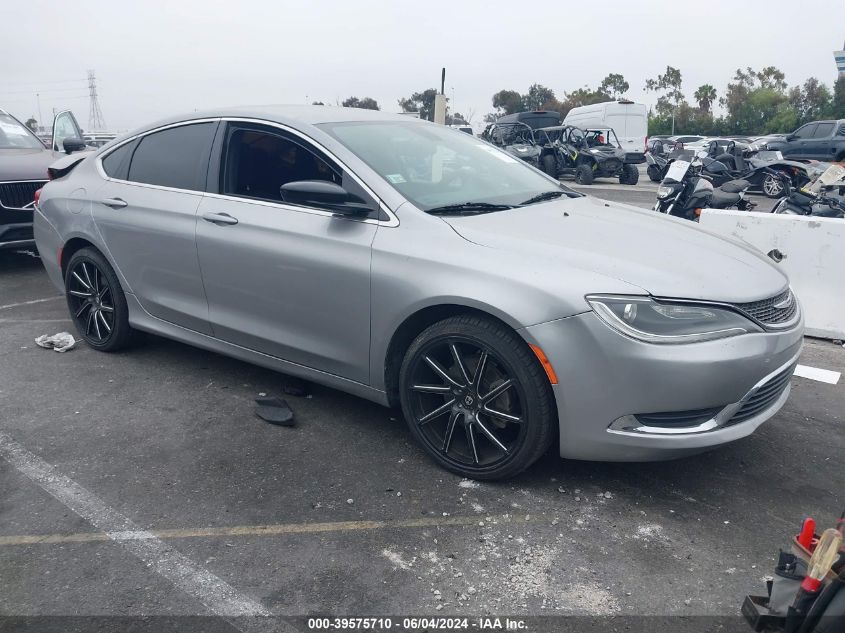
left=320, top=121, right=569, bottom=211
left=0, top=114, right=45, bottom=150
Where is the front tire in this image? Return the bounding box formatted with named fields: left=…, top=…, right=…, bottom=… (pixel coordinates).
left=398, top=315, right=556, bottom=480
left=64, top=248, right=133, bottom=351
left=620, top=164, right=639, bottom=185
left=647, top=165, right=663, bottom=182
left=574, top=164, right=594, bottom=185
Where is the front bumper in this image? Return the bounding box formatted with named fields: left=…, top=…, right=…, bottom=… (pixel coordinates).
left=522, top=310, right=804, bottom=461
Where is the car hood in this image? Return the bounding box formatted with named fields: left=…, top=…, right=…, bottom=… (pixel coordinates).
left=0, top=148, right=60, bottom=181
left=443, top=195, right=788, bottom=303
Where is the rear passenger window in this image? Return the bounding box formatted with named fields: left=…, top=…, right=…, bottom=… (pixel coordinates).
left=127, top=123, right=216, bottom=191
left=101, top=141, right=135, bottom=180
left=813, top=122, right=834, bottom=138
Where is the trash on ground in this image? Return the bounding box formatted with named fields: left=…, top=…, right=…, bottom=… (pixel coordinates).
left=34, top=332, right=76, bottom=353
left=254, top=396, right=295, bottom=426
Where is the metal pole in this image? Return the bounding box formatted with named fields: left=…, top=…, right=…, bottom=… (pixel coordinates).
left=36, top=93, right=43, bottom=132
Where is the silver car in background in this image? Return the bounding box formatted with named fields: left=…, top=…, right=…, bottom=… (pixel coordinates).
left=34, top=106, right=803, bottom=479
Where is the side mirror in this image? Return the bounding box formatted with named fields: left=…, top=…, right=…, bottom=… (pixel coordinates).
left=280, top=180, right=370, bottom=215
left=63, top=137, right=87, bottom=154
left=785, top=135, right=795, bottom=142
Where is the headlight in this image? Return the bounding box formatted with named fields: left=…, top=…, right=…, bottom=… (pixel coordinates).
left=656, top=185, right=674, bottom=198
left=586, top=295, right=761, bottom=344
left=589, top=149, right=600, bottom=154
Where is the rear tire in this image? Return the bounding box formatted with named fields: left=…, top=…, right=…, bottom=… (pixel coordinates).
left=542, top=154, right=557, bottom=177
left=398, top=315, right=556, bottom=480
left=574, top=164, right=594, bottom=185
left=64, top=248, right=133, bottom=352
left=647, top=165, right=663, bottom=182
left=620, top=164, right=639, bottom=185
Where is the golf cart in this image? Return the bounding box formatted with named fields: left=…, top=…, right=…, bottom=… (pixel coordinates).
left=487, top=122, right=541, bottom=168
left=534, top=125, right=638, bottom=185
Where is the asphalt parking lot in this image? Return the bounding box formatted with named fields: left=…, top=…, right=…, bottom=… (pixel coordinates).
left=0, top=185, right=842, bottom=631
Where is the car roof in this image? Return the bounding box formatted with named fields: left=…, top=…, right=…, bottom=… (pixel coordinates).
left=119, top=105, right=426, bottom=138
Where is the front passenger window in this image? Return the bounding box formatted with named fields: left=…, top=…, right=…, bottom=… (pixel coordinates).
left=222, top=127, right=344, bottom=204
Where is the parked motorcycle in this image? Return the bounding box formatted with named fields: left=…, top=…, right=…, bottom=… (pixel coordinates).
left=653, top=152, right=757, bottom=221
left=702, top=140, right=816, bottom=198
left=772, top=164, right=845, bottom=218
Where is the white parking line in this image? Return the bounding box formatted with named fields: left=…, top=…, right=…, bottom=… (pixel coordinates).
left=0, top=432, right=290, bottom=632
left=794, top=365, right=841, bottom=385
left=0, top=296, right=62, bottom=311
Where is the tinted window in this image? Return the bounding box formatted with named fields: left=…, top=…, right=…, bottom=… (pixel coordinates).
left=793, top=124, right=816, bottom=139
left=101, top=141, right=135, bottom=180
left=813, top=122, right=834, bottom=138
left=127, top=123, right=216, bottom=190
left=220, top=124, right=379, bottom=215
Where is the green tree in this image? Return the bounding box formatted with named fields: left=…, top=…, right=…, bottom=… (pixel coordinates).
left=522, top=83, right=555, bottom=110
left=788, top=78, right=832, bottom=125
left=398, top=89, right=438, bottom=121
left=693, top=84, right=717, bottom=113
left=491, top=89, right=524, bottom=115
left=342, top=96, right=380, bottom=110
left=832, top=76, right=845, bottom=118
left=644, top=66, right=684, bottom=117
left=599, top=73, right=629, bottom=99
left=25, top=117, right=38, bottom=131
left=720, top=66, right=790, bottom=134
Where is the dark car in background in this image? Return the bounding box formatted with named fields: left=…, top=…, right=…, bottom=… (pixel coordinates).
left=495, top=110, right=561, bottom=130
left=764, top=120, right=845, bottom=162
left=0, top=109, right=87, bottom=250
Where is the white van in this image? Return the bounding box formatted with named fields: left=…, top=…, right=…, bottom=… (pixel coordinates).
left=563, top=100, right=647, bottom=163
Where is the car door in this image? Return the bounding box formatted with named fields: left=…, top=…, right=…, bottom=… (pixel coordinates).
left=783, top=123, right=816, bottom=160
left=51, top=110, right=84, bottom=152
left=194, top=121, right=379, bottom=383
left=808, top=122, right=835, bottom=160
left=93, top=120, right=218, bottom=335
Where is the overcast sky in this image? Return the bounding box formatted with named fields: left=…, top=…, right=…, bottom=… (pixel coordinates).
left=2, top=0, right=843, bottom=132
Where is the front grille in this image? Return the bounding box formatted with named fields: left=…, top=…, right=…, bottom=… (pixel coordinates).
left=0, top=181, right=46, bottom=210
left=732, top=289, right=798, bottom=327
left=603, top=159, right=621, bottom=172
left=728, top=362, right=796, bottom=425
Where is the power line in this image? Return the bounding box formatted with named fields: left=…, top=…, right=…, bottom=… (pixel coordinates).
left=2, top=78, right=87, bottom=86
left=0, top=87, right=92, bottom=95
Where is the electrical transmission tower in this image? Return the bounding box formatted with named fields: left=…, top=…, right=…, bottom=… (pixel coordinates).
left=87, top=70, right=106, bottom=131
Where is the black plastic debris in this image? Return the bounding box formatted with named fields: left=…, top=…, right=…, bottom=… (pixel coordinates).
left=255, top=397, right=295, bottom=426
left=282, top=375, right=311, bottom=397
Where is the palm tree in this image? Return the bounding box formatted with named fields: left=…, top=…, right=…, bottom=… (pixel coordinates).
left=694, top=85, right=717, bottom=113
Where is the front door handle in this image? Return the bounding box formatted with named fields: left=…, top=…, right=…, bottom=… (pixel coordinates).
left=100, top=197, right=128, bottom=209
left=202, top=212, right=239, bottom=226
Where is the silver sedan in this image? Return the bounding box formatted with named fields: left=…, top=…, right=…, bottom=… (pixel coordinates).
left=34, top=106, right=803, bottom=479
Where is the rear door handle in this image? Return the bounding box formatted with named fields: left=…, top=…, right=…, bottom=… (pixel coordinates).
left=202, top=212, right=238, bottom=226
left=99, top=197, right=128, bottom=209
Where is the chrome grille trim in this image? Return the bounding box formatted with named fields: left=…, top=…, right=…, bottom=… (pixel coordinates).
left=0, top=180, right=47, bottom=211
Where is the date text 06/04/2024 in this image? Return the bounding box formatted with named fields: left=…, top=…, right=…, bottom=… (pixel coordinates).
left=306, top=617, right=528, bottom=630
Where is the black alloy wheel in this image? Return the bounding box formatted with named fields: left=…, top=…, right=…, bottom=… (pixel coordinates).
left=65, top=248, right=133, bottom=351
left=399, top=316, right=556, bottom=479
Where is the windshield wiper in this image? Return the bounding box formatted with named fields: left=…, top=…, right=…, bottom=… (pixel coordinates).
left=520, top=189, right=581, bottom=205
left=426, top=202, right=517, bottom=216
